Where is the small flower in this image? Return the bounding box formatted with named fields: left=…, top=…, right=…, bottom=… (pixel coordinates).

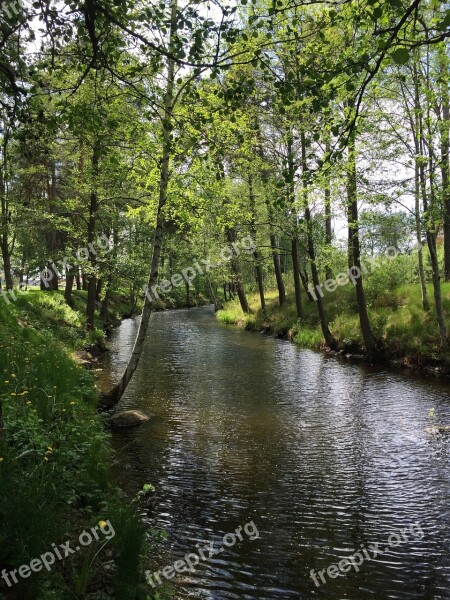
left=4, top=380, right=9, bottom=384
left=10, top=393, right=16, bottom=397
left=70, top=401, right=76, bottom=406
left=11, top=374, right=16, bottom=379
left=98, top=520, right=108, bottom=529
left=0, top=457, right=4, bottom=463
left=43, top=457, right=49, bottom=462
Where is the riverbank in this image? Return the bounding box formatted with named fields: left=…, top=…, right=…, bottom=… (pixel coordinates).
left=0, top=291, right=148, bottom=599
left=217, top=284, right=450, bottom=376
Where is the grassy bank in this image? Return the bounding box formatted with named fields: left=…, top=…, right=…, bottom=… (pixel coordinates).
left=217, top=283, right=450, bottom=371
left=0, top=291, right=148, bottom=600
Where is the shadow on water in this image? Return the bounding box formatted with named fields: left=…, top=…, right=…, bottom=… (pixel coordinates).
left=99, top=306, right=450, bottom=599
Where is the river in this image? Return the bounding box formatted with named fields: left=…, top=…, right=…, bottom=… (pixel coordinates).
left=100, top=306, right=450, bottom=599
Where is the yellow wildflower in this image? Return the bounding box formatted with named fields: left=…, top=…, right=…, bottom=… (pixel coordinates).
left=98, top=520, right=108, bottom=529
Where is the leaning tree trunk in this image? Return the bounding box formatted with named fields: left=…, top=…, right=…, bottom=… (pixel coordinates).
left=101, top=0, right=177, bottom=408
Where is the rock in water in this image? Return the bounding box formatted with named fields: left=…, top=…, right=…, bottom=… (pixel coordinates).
left=110, top=410, right=151, bottom=427
left=426, top=425, right=450, bottom=435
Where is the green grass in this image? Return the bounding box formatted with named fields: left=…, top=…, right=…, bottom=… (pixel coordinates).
left=217, top=282, right=450, bottom=366
left=0, top=293, right=147, bottom=599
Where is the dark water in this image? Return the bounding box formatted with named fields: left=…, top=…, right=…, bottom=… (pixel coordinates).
left=100, top=306, right=450, bottom=599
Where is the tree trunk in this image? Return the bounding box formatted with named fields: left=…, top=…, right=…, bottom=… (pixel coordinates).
left=86, top=142, right=100, bottom=331
left=417, top=82, right=448, bottom=349
left=249, top=176, right=265, bottom=313
left=270, top=230, right=286, bottom=306
left=44, top=161, right=60, bottom=292
left=347, top=126, right=377, bottom=358
left=299, top=269, right=314, bottom=301
left=102, top=0, right=178, bottom=407
left=99, top=284, right=111, bottom=324
left=291, top=236, right=303, bottom=320
left=64, top=268, right=75, bottom=304
left=96, top=278, right=103, bottom=303
left=185, top=279, right=190, bottom=306
left=415, top=56, right=448, bottom=349
left=301, top=132, right=337, bottom=348
left=1, top=134, right=13, bottom=291
left=225, top=227, right=250, bottom=314
left=437, top=44, right=450, bottom=281
left=0, top=398, right=4, bottom=442
left=324, top=138, right=333, bottom=281
left=415, top=160, right=430, bottom=311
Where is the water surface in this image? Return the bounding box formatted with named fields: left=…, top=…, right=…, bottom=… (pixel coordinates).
left=100, top=306, right=450, bottom=599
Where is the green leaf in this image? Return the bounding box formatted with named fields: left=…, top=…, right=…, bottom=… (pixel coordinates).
left=391, top=48, right=410, bottom=65
left=438, top=10, right=450, bottom=30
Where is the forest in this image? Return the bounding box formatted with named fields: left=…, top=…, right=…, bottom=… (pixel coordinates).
left=0, top=0, right=450, bottom=599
